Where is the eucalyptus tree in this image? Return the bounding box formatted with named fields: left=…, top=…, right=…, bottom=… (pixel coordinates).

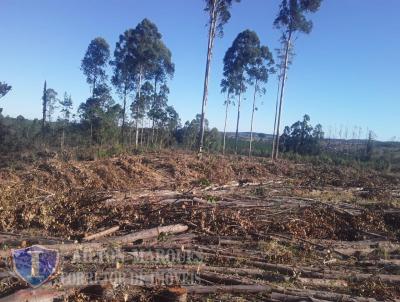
left=41, top=81, right=47, bottom=137
left=131, top=81, right=153, bottom=145
left=220, top=78, right=233, bottom=154
left=78, top=84, right=116, bottom=145
left=148, top=83, right=170, bottom=144
left=157, top=105, right=180, bottom=148
left=272, top=0, right=322, bottom=159
left=117, top=19, right=170, bottom=147
left=247, top=46, right=275, bottom=157
left=198, top=0, right=240, bottom=154
left=148, top=42, right=174, bottom=143
left=271, top=35, right=295, bottom=159
left=111, top=34, right=136, bottom=143
left=59, top=93, right=73, bottom=150
left=223, top=30, right=262, bottom=153
left=46, top=88, right=58, bottom=123
left=81, top=37, right=110, bottom=96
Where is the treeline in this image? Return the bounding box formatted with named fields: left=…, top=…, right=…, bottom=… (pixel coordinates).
left=0, top=0, right=330, bottom=159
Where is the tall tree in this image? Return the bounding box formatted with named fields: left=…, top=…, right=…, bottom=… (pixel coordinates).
left=131, top=81, right=153, bottom=146
left=81, top=37, right=110, bottom=96
left=247, top=45, right=275, bottom=157
left=220, top=78, right=234, bottom=154
left=148, top=83, right=170, bottom=145
left=41, top=82, right=58, bottom=139
left=46, top=88, right=58, bottom=123
left=149, top=42, right=174, bottom=144
left=117, top=19, right=169, bottom=147
left=198, top=0, right=240, bottom=154
left=78, top=84, right=117, bottom=145
left=271, top=36, right=295, bottom=159
left=41, top=81, right=47, bottom=138
left=111, top=34, right=136, bottom=144
left=223, top=30, right=262, bottom=154
left=272, top=0, right=322, bottom=159
left=59, top=93, right=73, bottom=151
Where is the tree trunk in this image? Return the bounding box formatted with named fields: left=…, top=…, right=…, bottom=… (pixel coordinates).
left=135, top=67, right=143, bottom=147
left=140, top=119, right=144, bottom=146
left=271, top=73, right=282, bottom=159
left=235, top=86, right=242, bottom=154
left=120, top=86, right=127, bottom=145
left=151, top=119, right=155, bottom=145
left=198, top=3, right=217, bottom=154
left=273, top=32, right=292, bottom=160
left=152, top=79, right=158, bottom=144
left=90, top=122, right=93, bottom=146
left=249, top=81, right=258, bottom=157
left=41, top=82, right=47, bottom=140
left=222, top=94, right=230, bottom=155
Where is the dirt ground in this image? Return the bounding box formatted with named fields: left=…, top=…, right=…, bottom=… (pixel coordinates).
left=0, top=150, right=399, bottom=301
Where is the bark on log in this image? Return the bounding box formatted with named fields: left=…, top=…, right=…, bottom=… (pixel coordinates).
left=0, top=224, right=189, bottom=257
left=185, top=285, right=270, bottom=294
left=83, top=226, right=120, bottom=241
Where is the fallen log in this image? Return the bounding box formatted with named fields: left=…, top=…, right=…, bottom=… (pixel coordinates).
left=187, top=249, right=400, bottom=286
left=185, top=285, right=270, bottom=294
left=115, top=224, right=188, bottom=244
left=0, top=224, right=189, bottom=257
left=83, top=226, right=120, bottom=241
left=270, top=292, right=330, bottom=302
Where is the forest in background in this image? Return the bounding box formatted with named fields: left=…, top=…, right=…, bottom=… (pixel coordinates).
left=0, top=0, right=399, bottom=174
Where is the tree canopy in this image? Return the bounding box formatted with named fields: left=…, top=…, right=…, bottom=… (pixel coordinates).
left=81, top=37, right=111, bottom=93
left=274, top=0, right=323, bottom=35
left=0, top=82, right=12, bottom=100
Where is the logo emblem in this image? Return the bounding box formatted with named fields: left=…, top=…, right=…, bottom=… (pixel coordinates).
left=11, top=245, right=59, bottom=288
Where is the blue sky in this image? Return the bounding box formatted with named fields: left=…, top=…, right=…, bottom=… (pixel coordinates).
left=0, top=0, right=399, bottom=141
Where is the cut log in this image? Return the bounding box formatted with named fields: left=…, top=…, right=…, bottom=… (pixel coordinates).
left=0, top=224, right=189, bottom=257
left=83, top=226, right=120, bottom=241
left=115, top=224, right=188, bottom=244
left=185, top=285, right=270, bottom=294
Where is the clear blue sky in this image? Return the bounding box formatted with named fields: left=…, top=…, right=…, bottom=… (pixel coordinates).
left=0, top=0, right=399, bottom=141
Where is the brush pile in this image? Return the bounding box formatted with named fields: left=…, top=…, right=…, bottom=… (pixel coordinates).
left=0, top=151, right=399, bottom=301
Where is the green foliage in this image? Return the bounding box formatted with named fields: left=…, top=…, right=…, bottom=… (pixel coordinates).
left=131, top=81, right=153, bottom=121
left=274, top=0, right=323, bottom=34
left=176, top=114, right=220, bottom=152
left=59, top=93, right=73, bottom=122
left=112, top=18, right=175, bottom=145
left=81, top=37, right=110, bottom=92
left=280, top=114, right=324, bottom=155
left=204, top=0, right=241, bottom=37
left=223, top=30, right=264, bottom=95
left=78, top=84, right=121, bottom=145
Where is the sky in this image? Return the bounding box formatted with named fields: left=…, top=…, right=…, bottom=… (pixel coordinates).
left=0, top=0, right=399, bottom=141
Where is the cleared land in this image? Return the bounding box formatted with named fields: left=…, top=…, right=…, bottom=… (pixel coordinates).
left=0, top=151, right=399, bottom=301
